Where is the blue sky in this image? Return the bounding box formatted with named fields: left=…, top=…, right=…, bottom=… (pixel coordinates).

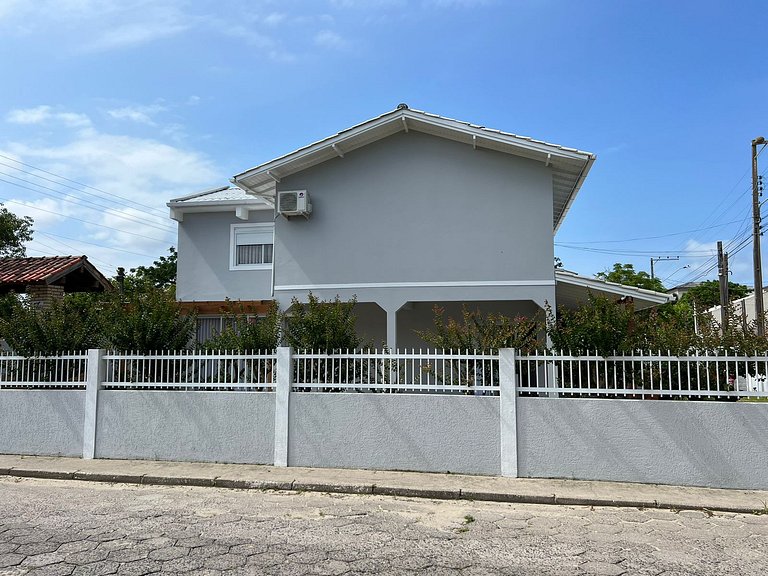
left=0, top=0, right=766, bottom=288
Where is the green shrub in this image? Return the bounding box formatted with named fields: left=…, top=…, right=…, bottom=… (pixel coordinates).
left=283, top=293, right=362, bottom=352
left=203, top=301, right=281, bottom=351
left=103, top=288, right=195, bottom=352
left=0, top=293, right=105, bottom=355
left=417, top=305, right=542, bottom=352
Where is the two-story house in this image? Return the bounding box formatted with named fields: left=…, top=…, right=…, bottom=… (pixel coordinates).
left=170, top=105, right=669, bottom=347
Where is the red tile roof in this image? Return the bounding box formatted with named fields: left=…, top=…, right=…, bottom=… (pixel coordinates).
left=0, top=256, right=112, bottom=292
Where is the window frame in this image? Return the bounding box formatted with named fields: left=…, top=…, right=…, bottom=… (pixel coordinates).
left=229, top=222, right=275, bottom=271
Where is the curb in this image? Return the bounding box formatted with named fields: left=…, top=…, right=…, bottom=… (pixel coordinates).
left=1, top=467, right=761, bottom=515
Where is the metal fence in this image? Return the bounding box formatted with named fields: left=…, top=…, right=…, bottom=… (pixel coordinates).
left=516, top=350, right=768, bottom=399
left=293, top=349, right=499, bottom=394
left=103, top=350, right=276, bottom=391
left=0, top=352, right=88, bottom=389
left=1, top=348, right=768, bottom=399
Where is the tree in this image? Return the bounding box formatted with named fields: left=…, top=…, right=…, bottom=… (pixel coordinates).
left=595, top=263, right=664, bottom=292
left=0, top=205, right=33, bottom=257
left=681, top=280, right=750, bottom=310
left=117, top=247, right=177, bottom=292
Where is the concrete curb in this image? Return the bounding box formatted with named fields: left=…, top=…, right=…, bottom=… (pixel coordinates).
left=2, top=465, right=764, bottom=515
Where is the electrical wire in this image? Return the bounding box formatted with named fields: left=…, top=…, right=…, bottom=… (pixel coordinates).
left=0, top=152, right=169, bottom=217
left=0, top=174, right=176, bottom=233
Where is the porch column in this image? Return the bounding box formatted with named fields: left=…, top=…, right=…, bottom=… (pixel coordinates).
left=386, top=308, right=397, bottom=350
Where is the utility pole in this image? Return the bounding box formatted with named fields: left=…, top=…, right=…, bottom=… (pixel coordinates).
left=753, top=136, right=766, bottom=336
left=650, top=256, right=679, bottom=280
left=718, top=241, right=729, bottom=330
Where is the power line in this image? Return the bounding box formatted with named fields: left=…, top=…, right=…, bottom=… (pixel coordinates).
left=0, top=152, right=169, bottom=217
left=36, top=230, right=158, bottom=259
left=0, top=195, right=171, bottom=243
left=0, top=174, right=176, bottom=233
left=559, top=219, right=744, bottom=245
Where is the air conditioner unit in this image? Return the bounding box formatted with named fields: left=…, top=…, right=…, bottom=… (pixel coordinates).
left=278, top=190, right=312, bottom=218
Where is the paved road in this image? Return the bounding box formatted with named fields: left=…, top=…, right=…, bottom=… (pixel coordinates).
left=0, top=477, right=766, bottom=576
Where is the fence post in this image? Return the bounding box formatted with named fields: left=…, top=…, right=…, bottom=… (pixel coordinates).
left=83, top=349, right=106, bottom=460
left=499, top=348, right=518, bottom=478
left=274, top=346, right=293, bottom=467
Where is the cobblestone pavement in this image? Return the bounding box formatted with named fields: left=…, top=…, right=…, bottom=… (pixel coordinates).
left=0, top=477, right=766, bottom=576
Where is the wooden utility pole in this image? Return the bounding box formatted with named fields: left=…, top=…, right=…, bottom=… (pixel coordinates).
left=752, top=137, right=766, bottom=336
left=718, top=241, right=729, bottom=330
left=650, top=256, right=679, bottom=280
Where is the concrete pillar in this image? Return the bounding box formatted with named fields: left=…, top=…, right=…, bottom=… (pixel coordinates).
left=499, top=348, right=518, bottom=478
left=274, top=346, right=293, bottom=467
left=386, top=309, right=397, bottom=350
left=83, top=349, right=106, bottom=459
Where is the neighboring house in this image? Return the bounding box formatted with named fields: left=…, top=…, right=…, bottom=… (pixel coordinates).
left=666, top=282, right=702, bottom=302
left=0, top=255, right=113, bottom=307
left=170, top=106, right=670, bottom=347
left=707, top=289, right=765, bottom=332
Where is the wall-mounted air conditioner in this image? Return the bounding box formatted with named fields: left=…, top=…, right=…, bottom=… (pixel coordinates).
left=278, top=190, right=312, bottom=218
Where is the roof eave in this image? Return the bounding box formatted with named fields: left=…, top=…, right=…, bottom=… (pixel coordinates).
left=553, top=153, right=597, bottom=233
left=555, top=270, right=673, bottom=305
left=231, top=108, right=595, bottom=197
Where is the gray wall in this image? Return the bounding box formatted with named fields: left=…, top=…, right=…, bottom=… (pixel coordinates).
left=0, top=390, right=84, bottom=457
left=176, top=211, right=274, bottom=302
left=275, top=131, right=554, bottom=291
left=289, top=393, right=500, bottom=475
left=96, top=391, right=275, bottom=465
left=517, top=397, right=768, bottom=490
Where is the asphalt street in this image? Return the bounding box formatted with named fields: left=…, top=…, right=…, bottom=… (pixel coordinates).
left=0, top=477, right=766, bottom=576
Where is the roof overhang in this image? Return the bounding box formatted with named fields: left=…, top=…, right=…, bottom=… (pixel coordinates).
left=167, top=199, right=272, bottom=222
left=231, top=108, right=595, bottom=232
left=555, top=270, right=672, bottom=311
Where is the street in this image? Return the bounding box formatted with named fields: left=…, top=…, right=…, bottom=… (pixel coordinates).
left=0, top=477, right=766, bottom=575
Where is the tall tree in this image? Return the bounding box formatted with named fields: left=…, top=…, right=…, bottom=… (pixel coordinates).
left=0, top=205, right=33, bottom=257
left=681, top=280, right=750, bottom=310
left=595, top=263, right=665, bottom=292
left=117, top=247, right=177, bottom=292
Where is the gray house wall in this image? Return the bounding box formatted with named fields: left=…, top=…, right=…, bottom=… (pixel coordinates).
left=273, top=131, right=555, bottom=312
left=176, top=211, right=274, bottom=302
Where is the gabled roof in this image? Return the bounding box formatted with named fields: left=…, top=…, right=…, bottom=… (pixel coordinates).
left=0, top=256, right=113, bottom=293
left=555, top=269, right=672, bottom=310
left=232, top=105, right=596, bottom=232
left=167, top=186, right=273, bottom=221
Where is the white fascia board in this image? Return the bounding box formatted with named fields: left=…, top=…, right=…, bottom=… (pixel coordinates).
left=232, top=109, right=595, bottom=186
left=553, top=154, right=597, bottom=234
left=167, top=202, right=273, bottom=217
left=555, top=271, right=672, bottom=304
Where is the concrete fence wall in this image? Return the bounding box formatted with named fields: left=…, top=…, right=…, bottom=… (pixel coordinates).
left=1, top=348, right=768, bottom=489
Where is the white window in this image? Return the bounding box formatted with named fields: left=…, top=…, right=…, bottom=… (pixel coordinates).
left=230, top=223, right=274, bottom=270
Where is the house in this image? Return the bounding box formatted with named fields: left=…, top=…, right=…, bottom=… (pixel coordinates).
left=170, top=106, right=670, bottom=347
left=0, top=255, right=113, bottom=307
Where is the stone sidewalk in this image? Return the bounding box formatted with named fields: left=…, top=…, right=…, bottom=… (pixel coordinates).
left=1, top=454, right=766, bottom=515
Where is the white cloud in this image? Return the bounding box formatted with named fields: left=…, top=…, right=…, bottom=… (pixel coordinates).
left=6, top=106, right=91, bottom=128
left=2, top=106, right=220, bottom=270
left=424, top=0, right=490, bottom=6
left=107, top=104, right=166, bottom=126
left=262, top=12, right=286, bottom=26
left=314, top=30, right=346, bottom=49
left=5, top=197, right=70, bottom=228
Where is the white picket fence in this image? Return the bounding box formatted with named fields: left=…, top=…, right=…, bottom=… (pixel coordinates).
left=1, top=348, right=768, bottom=399
left=0, top=352, right=88, bottom=389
